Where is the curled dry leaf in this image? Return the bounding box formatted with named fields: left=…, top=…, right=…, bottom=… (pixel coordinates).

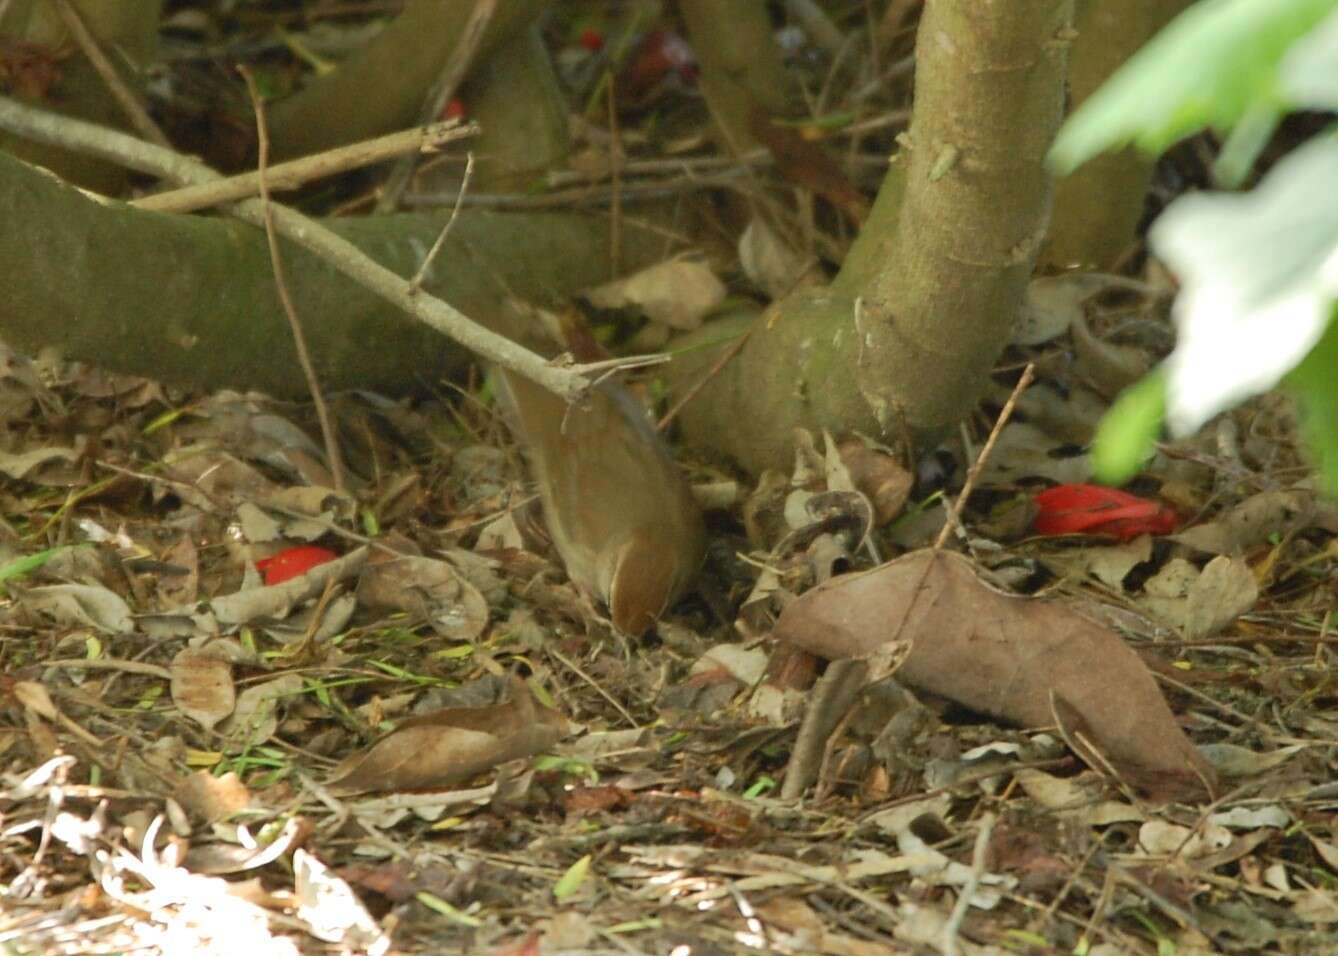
left=1170, top=488, right=1315, bottom=555
left=218, top=673, right=305, bottom=754
left=326, top=677, right=569, bottom=794
left=773, top=549, right=1216, bottom=800
left=837, top=440, right=913, bottom=526
left=356, top=555, right=488, bottom=641
left=293, top=849, right=391, bottom=955
left=1070, top=312, right=1152, bottom=399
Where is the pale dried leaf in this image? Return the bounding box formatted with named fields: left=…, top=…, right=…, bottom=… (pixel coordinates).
left=293, top=849, right=390, bottom=955
left=22, top=583, right=133, bottom=633
left=357, top=555, right=488, bottom=641
left=170, top=647, right=236, bottom=731
left=585, top=256, right=726, bottom=330
left=173, top=770, right=251, bottom=823
left=218, top=674, right=304, bottom=753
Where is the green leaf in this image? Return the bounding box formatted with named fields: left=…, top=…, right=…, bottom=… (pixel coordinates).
left=1285, top=308, right=1338, bottom=496
left=553, top=854, right=592, bottom=902
left=415, top=892, right=484, bottom=926
left=1092, top=371, right=1167, bottom=486
left=1152, top=134, right=1338, bottom=435
left=0, top=545, right=73, bottom=584
left=1049, top=0, right=1337, bottom=173
left=1281, top=10, right=1338, bottom=108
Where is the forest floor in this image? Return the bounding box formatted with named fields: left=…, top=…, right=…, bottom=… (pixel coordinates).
left=3, top=2, right=1338, bottom=955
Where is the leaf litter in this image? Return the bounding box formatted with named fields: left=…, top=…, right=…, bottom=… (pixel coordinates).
left=3, top=14, right=1338, bottom=956
left=2, top=293, right=1338, bottom=956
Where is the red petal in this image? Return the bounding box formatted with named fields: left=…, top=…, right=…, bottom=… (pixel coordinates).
left=578, top=27, right=604, bottom=52
left=443, top=98, right=466, bottom=121
left=1033, top=484, right=1180, bottom=539
left=255, top=545, right=338, bottom=585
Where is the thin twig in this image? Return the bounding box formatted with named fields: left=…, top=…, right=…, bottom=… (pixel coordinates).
left=132, top=120, right=474, bottom=213
left=410, top=151, right=474, bottom=292
left=942, top=811, right=996, bottom=956
left=932, top=363, right=1035, bottom=551
left=240, top=68, right=346, bottom=496
left=404, top=169, right=750, bottom=209
left=51, top=0, right=170, bottom=149
left=41, top=659, right=172, bottom=680
left=547, top=645, right=638, bottom=728
left=606, top=76, right=623, bottom=277
left=657, top=325, right=755, bottom=432
left=0, top=95, right=593, bottom=403
left=376, top=0, right=497, bottom=212
left=781, top=658, right=868, bottom=800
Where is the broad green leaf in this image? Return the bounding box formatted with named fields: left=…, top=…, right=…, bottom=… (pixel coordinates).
left=1150, top=134, right=1338, bottom=436
left=1049, top=0, right=1336, bottom=173
left=1286, top=310, right=1338, bottom=496
left=1281, top=9, right=1338, bottom=108
left=1091, top=371, right=1167, bottom=486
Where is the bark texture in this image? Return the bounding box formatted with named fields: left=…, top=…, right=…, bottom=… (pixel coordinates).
left=268, top=0, right=552, bottom=160
left=854, top=0, right=1071, bottom=436
left=0, top=0, right=163, bottom=192
left=672, top=0, right=1072, bottom=473
left=0, top=152, right=671, bottom=398
left=1041, top=0, right=1195, bottom=269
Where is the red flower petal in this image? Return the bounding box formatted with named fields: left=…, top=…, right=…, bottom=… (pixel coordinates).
left=578, top=27, right=604, bottom=52
left=255, top=545, right=338, bottom=585
left=1033, top=484, right=1180, bottom=541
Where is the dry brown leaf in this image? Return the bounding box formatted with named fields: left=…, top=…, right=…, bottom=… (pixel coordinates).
left=218, top=674, right=304, bottom=754
left=584, top=255, right=726, bottom=330
left=1170, top=489, right=1315, bottom=555
left=21, top=583, right=133, bottom=633
left=356, top=555, right=488, bottom=641
left=327, top=678, right=569, bottom=794
left=774, top=549, right=1216, bottom=800
left=747, top=103, right=869, bottom=224
left=837, top=439, right=913, bottom=526
left=170, top=647, right=236, bottom=731
left=173, top=770, right=251, bottom=824
left=1071, top=312, right=1151, bottom=398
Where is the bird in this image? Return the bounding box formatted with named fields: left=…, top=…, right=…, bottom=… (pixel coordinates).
left=497, top=367, right=705, bottom=636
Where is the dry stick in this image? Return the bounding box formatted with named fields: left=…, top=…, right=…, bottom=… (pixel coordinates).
left=606, top=76, right=623, bottom=277
left=51, top=0, right=171, bottom=149
left=405, top=170, right=749, bottom=209
left=656, top=318, right=758, bottom=432
left=409, top=151, right=474, bottom=292
left=943, top=811, right=997, bottom=956
left=781, top=658, right=869, bottom=800
left=376, top=0, right=497, bottom=213
left=240, top=68, right=347, bottom=497
left=0, top=95, right=593, bottom=402
left=932, top=363, right=1036, bottom=552
left=133, top=120, right=474, bottom=214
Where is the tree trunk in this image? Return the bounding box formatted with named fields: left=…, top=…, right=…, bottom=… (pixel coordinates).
left=670, top=0, right=1072, bottom=473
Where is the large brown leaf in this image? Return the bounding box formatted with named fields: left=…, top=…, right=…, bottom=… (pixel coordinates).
left=774, top=550, right=1215, bottom=801
left=326, top=677, right=569, bottom=794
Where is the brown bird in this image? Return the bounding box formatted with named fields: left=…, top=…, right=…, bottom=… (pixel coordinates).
left=497, top=368, right=705, bottom=636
